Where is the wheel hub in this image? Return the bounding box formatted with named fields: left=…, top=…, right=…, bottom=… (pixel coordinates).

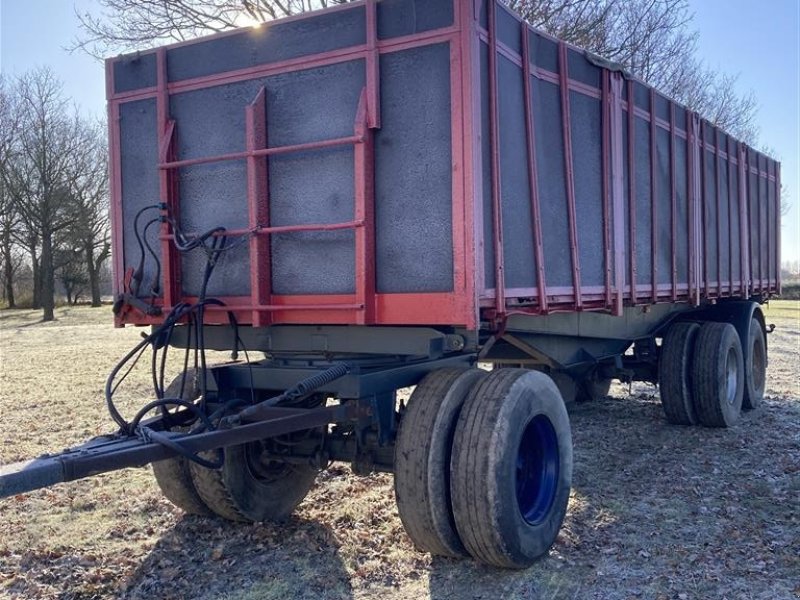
left=515, top=415, right=559, bottom=525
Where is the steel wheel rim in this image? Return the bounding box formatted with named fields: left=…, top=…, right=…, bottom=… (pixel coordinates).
left=725, top=347, right=738, bottom=405
left=515, top=415, right=560, bottom=525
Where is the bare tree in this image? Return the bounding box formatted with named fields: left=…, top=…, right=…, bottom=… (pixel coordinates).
left=0, top=78, right=22, bottom=308
left=72, top=0, right=353, bottom=56
left=1, top=69, right=86, bottom=321
left=64, top=120, right=111, bottom=307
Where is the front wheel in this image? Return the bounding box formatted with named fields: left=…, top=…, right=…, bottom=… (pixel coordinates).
left=450, top=369, right=572, bottom=569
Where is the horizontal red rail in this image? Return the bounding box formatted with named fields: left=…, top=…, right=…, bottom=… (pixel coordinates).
left=160, top=220, right=365, bottom=241
left=159, top=134, right=364, bottom=171
left=190, top=303, right=364, bottom=312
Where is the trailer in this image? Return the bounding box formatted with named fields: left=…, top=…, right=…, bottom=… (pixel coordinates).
left=0, top=0, right=780, bottom=569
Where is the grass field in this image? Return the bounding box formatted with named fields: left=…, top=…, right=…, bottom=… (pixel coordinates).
left=0, top=302, right=798, bottom=600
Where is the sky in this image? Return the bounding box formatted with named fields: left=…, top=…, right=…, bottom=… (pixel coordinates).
left=1, top=0, right=799, bottom=262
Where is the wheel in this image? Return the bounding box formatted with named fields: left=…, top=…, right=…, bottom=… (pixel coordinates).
left=742, top=318, right=766, bottom=410
left=151, top=369, right=214, bottom=516
left=394, top=368, right=488, bottom=557
left=190, top=440, right=319, bottom=522
left=450, top=369, right=572, bottom=568
left=658, top=322, right=700, bottom=425
left=691, top=322, right=744, bottom=428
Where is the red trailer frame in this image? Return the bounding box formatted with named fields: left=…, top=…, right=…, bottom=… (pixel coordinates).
left=107, top=0, right=780, bottom=332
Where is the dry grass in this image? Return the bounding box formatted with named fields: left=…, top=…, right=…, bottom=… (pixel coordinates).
left=0, top=304, right=798, bottom=600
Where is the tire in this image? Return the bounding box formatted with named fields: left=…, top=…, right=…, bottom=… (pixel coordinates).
left=190, top=442, right=318, bottom=522
left=692, top=322, right=744, bottom=428
left=395, top=368, right=488, bottom=558
left=450, top=369, right=572, bottom=569
left=742, top=318, right=766, bottom=410
left=658, top=322, right=700, bottom=425
left=151, top=369, right=214, bottom=516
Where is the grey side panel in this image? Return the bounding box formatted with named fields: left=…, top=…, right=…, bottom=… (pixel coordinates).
left=480, top=42, right=495, bottom=289
left=730, top=164, right=741, bottom=283
left=634, top=116, right=651, bottom=286
left=496, top=5, right=521, bottom=54
left=570, top=92, right=604, bottom=288
left=168, top=60, right=365, bottom=296
left=375, top=43, right=454, bottom=293
left=704, top=148, right=718, bottom=285
left=497, top=55, right=535, bottom=290
left=534, top=78, right=571, bottom=288
left=656, top=127, right=671, bottom=284
left=167, top=8, right=366, bottom=82
left=718, top=154, right=731, bottom=287
left=119, top=99, right=160, bottom=293
left=114, top=53, right=157, bottom=93
left=675, top=137, right=689, bottom=286
left=377, top=0, right=454, bottom=39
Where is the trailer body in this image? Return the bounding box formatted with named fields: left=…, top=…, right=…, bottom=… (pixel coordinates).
left=0, top=0, right=780, bottom=572
left=107, top=0, right=780, bottom=340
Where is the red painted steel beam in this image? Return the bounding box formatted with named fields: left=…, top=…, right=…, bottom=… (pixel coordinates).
left=669, top=102, right=678, bottom=302
left=601, top=71, right=613, bottom=310
left=649, top=88, right=658, bottom=302
left=727, top=136, right=735, bottom=295
left=365, top=0, right=380, bottom=129
left=714, top=127, right=723, bottom=297
left=156, top=48, right=180, bottom=311
left=738, top=144, right=750, bottom=297
left=558, top=41, right=582, bottom=310
left=609, top=73, right=625, bottom=316
left=627, top=81, right=638, bottom=305
left=700, top=122, right=709, bottom=297
left=776, top=162, right=782, bottom=294
left=245, top=87, right=271, bottom=327
left=354, top=88, right=376, bottom=325
left=487, top=1, right=506, bottom=316
left=521, top=21, right=548, bottom=313
left=159, top=135, right=364, bottom=171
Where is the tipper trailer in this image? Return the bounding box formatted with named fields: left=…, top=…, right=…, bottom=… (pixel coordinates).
left=0, top=0, right=780, bottom=569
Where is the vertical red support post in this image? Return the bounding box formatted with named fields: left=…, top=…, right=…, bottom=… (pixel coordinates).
left=627, top=80, right=637, bottom=305
left=686, top=115, right=695, bottom=304
left=354, top=89, right=376, bottom=324
left=727, top=136, right=735, bottom=295
left=365, top=0, right=380, bottom=129
left=689, top=113, right=703, bottom=305
left=156, top=48, right=180, bottom=310
left=648, top=88, right=658, bottom=302
left=755, top=153, right=762, bottom=293
left=669, top=102, right=678, bottom=302
left=609, top=73, right=626, bottom=316
left=765, top=159, right=771, bottom=290
left=700, top=122, right=709, bottom=297
left=714, top=128, right=723, bottom=297
left=776, top=162, right=782, bottom=294
left=521, top=22, right=547, bottom=313
left=601, top=71, right=613, bottom=310
left=558, top=41, right=582, bottom=310
left=487, top=1, right=505, bottom=315
left=245, top=87, right=271, bottom=327
left=738, top=144, right=749, bottom=297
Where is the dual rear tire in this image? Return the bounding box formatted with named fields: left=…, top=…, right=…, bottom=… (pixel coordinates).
left=152, top=371, right=317, bottom=521
left=659, top=318, right=765, bottom=428
left=396, top=368, right=572, bottom=568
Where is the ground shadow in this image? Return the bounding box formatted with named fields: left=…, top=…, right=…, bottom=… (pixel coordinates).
left=118, top=514, right=353, bottom=600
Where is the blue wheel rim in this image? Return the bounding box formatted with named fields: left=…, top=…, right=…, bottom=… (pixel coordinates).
left=515, top=414, right=560, bottom=525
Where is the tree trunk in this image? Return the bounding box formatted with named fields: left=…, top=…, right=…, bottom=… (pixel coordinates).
left=86, top=242, right=101, bottom=307
left=2, top=232, right=15, bottom=309
left=31, top=245, right=41, bottom=310
left=40, top=230, right=55, bottom=321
